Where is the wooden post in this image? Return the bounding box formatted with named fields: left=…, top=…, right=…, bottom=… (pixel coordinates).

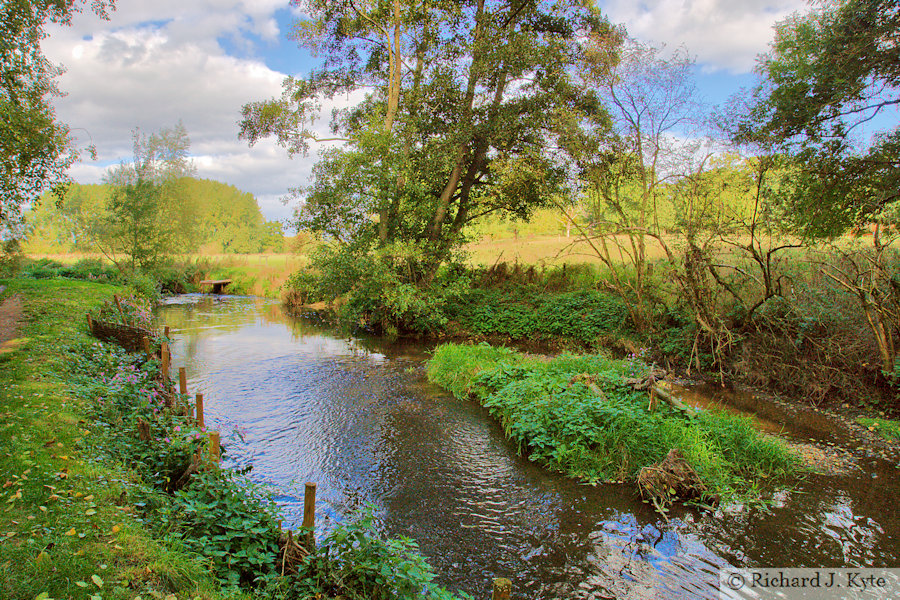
left=160, top=342, right=170, bottom=378
left=86, top=314, right=93, bottom=334
left=195, top=393, right=204, bottom=428
left=492, top=578, right=512, bottom=600
left=113, top=294, right=126, bottom=325
left=208, top=431, right=220, bottom=465
left=141, top=336, right=151, bottom=358
left=302, top=482, right=316, bottom=548
left=179, top=367, right=188, bottom=395
left=164, top=326, right=170, bottom=339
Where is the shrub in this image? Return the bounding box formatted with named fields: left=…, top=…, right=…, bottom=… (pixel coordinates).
left=290, top=507, right=471, bottom=600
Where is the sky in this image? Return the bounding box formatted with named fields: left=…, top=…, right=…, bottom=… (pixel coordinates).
left=43, top=0, right=810, bottom=226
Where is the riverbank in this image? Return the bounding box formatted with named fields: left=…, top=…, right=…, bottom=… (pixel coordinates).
left=0, top=279, right=472, bottom=600
left=0, top=279, right=233, bottom=599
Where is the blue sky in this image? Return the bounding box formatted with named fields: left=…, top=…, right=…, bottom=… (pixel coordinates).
left=44, top=0, right=808, bottom=225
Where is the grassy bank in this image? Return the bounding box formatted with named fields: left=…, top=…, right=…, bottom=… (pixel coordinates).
left=427, top=344, right=799, bottom=505
left=0, top=279, right=470, bottom=600
left=0, top=279, right=231, bottom=599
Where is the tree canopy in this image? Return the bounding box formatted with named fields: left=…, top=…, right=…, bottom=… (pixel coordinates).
left=730, top=0, right=900, bottom=236
left=240, top=0, right=616, bottom=265
left=0, top=0, right=115, bottom=236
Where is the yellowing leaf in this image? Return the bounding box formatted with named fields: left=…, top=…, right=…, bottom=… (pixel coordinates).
left=64, top=528, right=76, bottom=536
left=111, top=524, right=121, bottom=533
left=85, top=509, right=96, bottom=516
left=75, top=582, right=88, bottom=588
left=91, top=574, right=103, bottom=588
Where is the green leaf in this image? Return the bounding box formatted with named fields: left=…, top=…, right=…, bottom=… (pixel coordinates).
left=91, top=574, right=104, bottom=588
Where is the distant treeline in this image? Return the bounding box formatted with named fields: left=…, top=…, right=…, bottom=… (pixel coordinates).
left=25, top=177, right=284, bottom=254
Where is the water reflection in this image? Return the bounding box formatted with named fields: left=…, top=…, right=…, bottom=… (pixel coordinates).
left=156, top=295, right=900, bottom=599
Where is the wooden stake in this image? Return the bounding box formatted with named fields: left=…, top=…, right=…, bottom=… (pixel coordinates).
left=164, top=325, right=170, bottom=339
left=113, top=294, right=126, bottom=325
left=179, top=367, right=188, bottom=395
left=302, top=482, right=316, bottom=528
left=141, top=336, right=151, bottom=358
left=160, top=342, right=170, bottom=378
left=208, top=431, right=220, bottom=465
left=303, top=482, right=316, bottom=549
left=86, top=314, right=93, bottom=334
left=492, top=578, right=512, bottom=600
left=195, top=393, right=204, bottom=428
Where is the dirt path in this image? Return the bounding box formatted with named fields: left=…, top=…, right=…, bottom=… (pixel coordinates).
left=0, top=291, right=24, bottom=350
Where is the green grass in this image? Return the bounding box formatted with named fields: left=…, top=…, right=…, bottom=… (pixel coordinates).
left=856, top=417, right=900, bottom=441
left=0, top=279, right=236, bottom=600
left=427, top=343, right=800, bottom=502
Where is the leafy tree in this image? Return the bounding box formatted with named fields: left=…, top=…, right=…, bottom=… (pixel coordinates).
left=730, top=0, right=899, bottom=237
left=240, top=0, right=614, bottom=269
left=1, top=0, right=114, bottom=236
left=99, top=123, right=196, bottom=272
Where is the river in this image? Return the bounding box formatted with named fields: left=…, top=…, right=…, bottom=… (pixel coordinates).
left=156, top=294, right=900, bottom=599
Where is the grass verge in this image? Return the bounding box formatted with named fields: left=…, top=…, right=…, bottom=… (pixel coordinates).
left=0, top=278, right=231, bottom=600
left=427, top=343, right=800, bottom=505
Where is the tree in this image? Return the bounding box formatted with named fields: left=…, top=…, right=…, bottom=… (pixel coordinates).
left=240, top=0, right=614, bottom=268
left=730, top=0, right=899, bottom=237
left=559, top=37, right=701, bottom=331
left=0, top=0, right=115, bottom=236
left=98, top=123, right=196, bottom=272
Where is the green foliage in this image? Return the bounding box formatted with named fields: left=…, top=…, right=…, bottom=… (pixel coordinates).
left=65, top=334, right=283, bottom=590
left=290, top=243, right=470, bottom=335
left=445, top=288, right=630, bottom=343
left=151, top=469, right=283, bottom=588
left=242, top=0, right=614, bottom=267
left=290, top=507, right=471, bottom=600
left=24, top=177, right=284, bottom=258
left=732, top=0, right=900, bottom=236
left=0, top=0, right=114, bottom=237
left=21, top=257, right=122, bottom=282
left=428, top=344, right=798, bottom=500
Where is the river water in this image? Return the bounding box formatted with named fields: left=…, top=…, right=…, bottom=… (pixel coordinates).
left=156, top=295, right=900, bottom=599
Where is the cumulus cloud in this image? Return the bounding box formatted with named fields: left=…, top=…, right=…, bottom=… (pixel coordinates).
left=41, top=1, right=327, bottom=223
left=601, top=0, right=808, bottom=73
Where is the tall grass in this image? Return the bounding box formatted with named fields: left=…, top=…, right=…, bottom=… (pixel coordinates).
left=427, top=344, right=799, bottom=501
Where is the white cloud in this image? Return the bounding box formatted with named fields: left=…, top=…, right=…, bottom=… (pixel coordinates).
left=41, top=1, right=323, bottom=223
left=601, top=0, right=808, bottom=73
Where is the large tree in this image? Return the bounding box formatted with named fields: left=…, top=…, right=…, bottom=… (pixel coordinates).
left=730, top=0, right=899, bottom=237
left=0, top=0, right=115, bottom=236
left=240, top=0, right=614, bottom=265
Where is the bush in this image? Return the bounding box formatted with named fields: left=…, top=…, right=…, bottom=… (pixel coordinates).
left=290, top=507, right=471, bottom=600
left=445, top=288, right=631, bottom=343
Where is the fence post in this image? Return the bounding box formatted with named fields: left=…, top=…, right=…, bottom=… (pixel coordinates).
left=113, top=294, right=126, bottom=325
left=179, top=367, right=188, bottom=395
left=160, top=341, right=170, bottom=379
left=302, top=482, right=316, bottom=549
left=195, top=393, right=204, bottom=428
left=141, top=335, right=151, bottom=358
left=492, top=578, right=512, bottom=600
left=208, top=431, right=220, bottom=465
left=86, top=314, right=93, bottom=334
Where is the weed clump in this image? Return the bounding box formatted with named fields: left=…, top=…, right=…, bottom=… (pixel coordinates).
left=427, top=343, right=799, bottom=504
